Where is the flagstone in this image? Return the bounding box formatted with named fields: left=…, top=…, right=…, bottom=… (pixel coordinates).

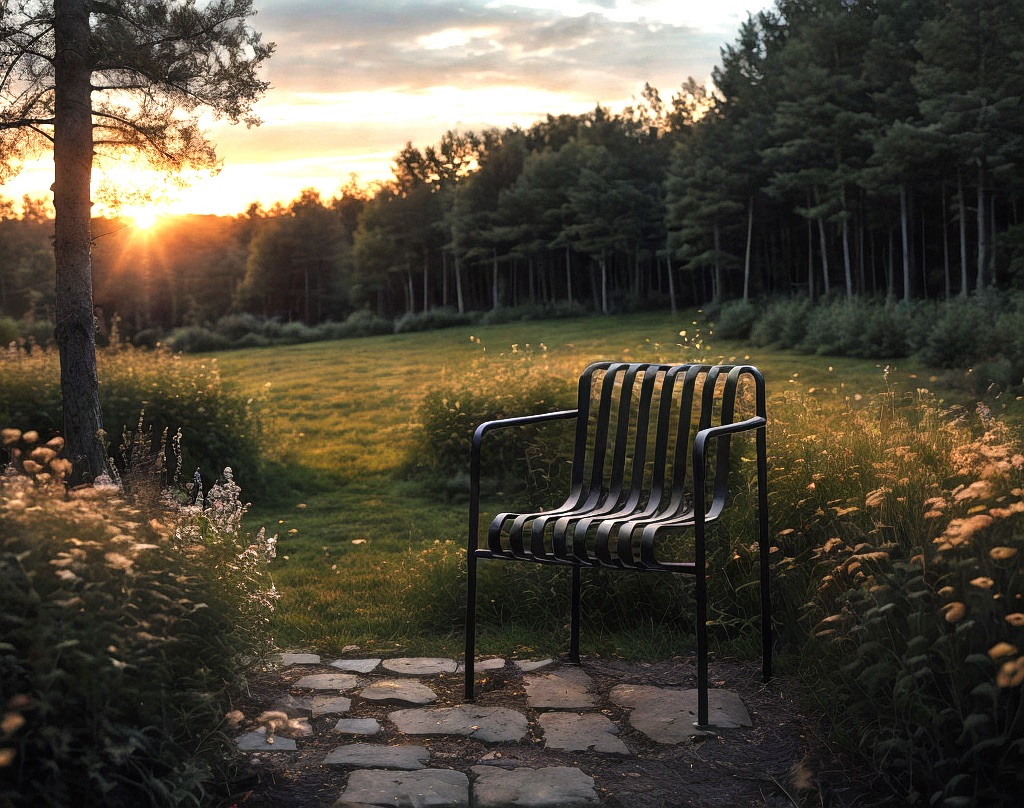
left=359, top=679, right=437, bottom=706
left=311, top=695, right=353, bottom=716
left=524, top=669, right=594, bottom=709
left=470, top=765, right=600, bottom=807
left=381, top=657, right=458, bottom=675
left=609, top=684, right=752, bottom=742
left=324, top=743, right=429, bottom=770
left=279, top=652, right=321, bottom=666
left=333, top=768, right=469, bottom=807
left=333, top=717, right=381, bottom=735
left=293, top=673, right=360, bottom=691
left=389, top=705, right=528, bottom=743
left=236, top=728, right=297, bottom=752
left=538, top=712, right=630, bottom=754
left=331, top=657, right=382, bottom=673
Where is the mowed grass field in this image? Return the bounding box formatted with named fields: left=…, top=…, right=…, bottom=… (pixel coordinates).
left=211, top=310, right=931, bottom=656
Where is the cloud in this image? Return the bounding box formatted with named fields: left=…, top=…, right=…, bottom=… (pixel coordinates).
left=254, top=0, right=733, bottom=97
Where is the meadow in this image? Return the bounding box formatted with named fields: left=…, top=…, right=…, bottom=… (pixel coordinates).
left=211, top=310, right=932, bottom=655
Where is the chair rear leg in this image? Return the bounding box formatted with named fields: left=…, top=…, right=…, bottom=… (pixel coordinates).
left=569, top=565, right=581, bottom=664
left=465, top=553, right=478, bottom=701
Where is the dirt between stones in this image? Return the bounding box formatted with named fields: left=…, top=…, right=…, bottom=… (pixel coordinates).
left=236, top=656, right=894, bottom=808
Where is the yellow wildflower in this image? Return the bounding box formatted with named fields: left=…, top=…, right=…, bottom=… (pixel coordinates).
left=988, top=642, right=1018, bottom=660
left=942, top=602, right=966, bottom=623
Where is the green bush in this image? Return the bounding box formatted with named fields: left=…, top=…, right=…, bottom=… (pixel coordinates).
left=393, top=307, right=477, bottom=334
left=0, top=459, right=276, bottom=807
left=331, top=310, right=393, bottom=338
left=749, top=296, right=813, bottom=349
left=713, top=299, right=760, bottom=340
left=915, top=296, right=1002, bottom=369
left=165, top=326, right=231, bottom=353
left=0, top=346, right=267, bottom=497
left=414, top=342, right=576, bottom=505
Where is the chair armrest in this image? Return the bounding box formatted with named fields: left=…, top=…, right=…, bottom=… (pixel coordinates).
left=692, top=415, right=767, bottom=461
left=692, top=415, right=767, bottom=521
left=472, top=409, right=580, bottom=447
left=469, top=409, right=579, bottom=551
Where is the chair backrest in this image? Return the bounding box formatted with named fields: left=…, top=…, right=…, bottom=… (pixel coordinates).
left=566, top=362, right=764, bottom=521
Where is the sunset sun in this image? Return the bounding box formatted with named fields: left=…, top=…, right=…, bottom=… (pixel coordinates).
left=128, top=208, right=161, bottom=229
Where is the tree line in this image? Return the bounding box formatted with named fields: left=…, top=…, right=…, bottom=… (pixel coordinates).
left=2, top=0, right=1023, bottom=342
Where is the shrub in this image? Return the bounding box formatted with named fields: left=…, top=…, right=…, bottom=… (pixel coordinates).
left=0, top=457, right=276, bottom=807
left=914, top=296, right=1002, bottom=369
left=414, top=341, right=576, bottom=505
left=332, top=310, right=393, bottom=339
left=0, top=346, right=267, bottom=497
left=713, top=299, right=760, bottom=340
left=213, top=312, right=269, bottom=341
left=749, top=296, right=812, bottom=349
left=393, top=307, right=476, bottom=334
left=164, top=325, right=231, bottom=353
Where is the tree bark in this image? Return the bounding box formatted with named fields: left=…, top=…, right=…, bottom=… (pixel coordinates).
left=976, top=161, right=986, bottom=291
left=958, top=169, right=969, bottom=296
left=899, top=183, right=911, bottom=301
left=53, top=0, right=109, bottom=484
left=564, top=246, right=573, bottom=305
left=743, top=196, right=753, bottom=302
left=454, top=249, right=464, bottom=314
left=491, top=248, right=499, bottom=310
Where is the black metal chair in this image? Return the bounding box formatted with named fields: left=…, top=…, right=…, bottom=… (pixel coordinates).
left=464, top=362, right=770, bottom=727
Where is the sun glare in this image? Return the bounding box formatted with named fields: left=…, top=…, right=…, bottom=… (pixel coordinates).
left=129, top=208, right=161, bottom=229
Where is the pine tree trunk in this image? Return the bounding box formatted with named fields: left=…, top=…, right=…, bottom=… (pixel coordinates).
left=491, top=248, right=499, bottom=310
left=666, top=255, right=677, bottom=315
left=743, top=196, right=753, bottom=302
left=976, top=162, right=986, bottom=291
left=600, top=252, right=609, bottom=314
left=53, top=0, right=109, bottom=484
left=958, top=169, right=969, bottom=296
left=454, top=250, right=464, bottom=314
left=900, top=184, right=911, bottom=301
left=816, top=216, right=830, bottom=297
left=942, top=184, right=951, bottom=300
left=713, top=222, right=723, bottom=305
left=564, top=246, right=573, bottom=305
left=422, top=252, right=429, bottom=312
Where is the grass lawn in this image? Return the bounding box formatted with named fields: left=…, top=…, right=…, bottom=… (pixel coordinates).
left=212, top=310, right=936, bottom=656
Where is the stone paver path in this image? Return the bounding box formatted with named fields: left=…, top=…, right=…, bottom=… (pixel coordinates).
left=236, top=654, right=756, bottom=807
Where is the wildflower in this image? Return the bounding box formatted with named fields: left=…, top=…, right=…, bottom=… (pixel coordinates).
left=1004, top=613, right=1024, bottom=627
left=989, top=642, right=1018, bottom=660
left=990, top=547, right=1018, bottom=561
left=0, top=748, right=14, bottom=767
left=970, top=576, right=996, bottom=590
left=1, top=712, right=25, bottom=735
left=1, top=428, right=21, bottom=445
left=938, top=514, right=994, bottom=546
left=996, top=657, right=1024, bottom=688
left=954, top=480, right=995, bottom=502
left=942, top=602, right=966, bottom=623
left=865, top=488, right=889, bottom=508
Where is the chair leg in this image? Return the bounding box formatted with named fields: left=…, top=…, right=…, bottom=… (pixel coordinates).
left=757, top=427, right=772, bottom=683
left=569, top=565, right=581, bottom=664
left=465, top=553, right=478, bottom=701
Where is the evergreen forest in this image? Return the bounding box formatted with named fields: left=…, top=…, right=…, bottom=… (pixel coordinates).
left=2, top=0, right=1023, bottom=341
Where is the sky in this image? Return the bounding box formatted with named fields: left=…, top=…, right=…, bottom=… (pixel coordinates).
left=3, top=0, right=768, bottom=218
